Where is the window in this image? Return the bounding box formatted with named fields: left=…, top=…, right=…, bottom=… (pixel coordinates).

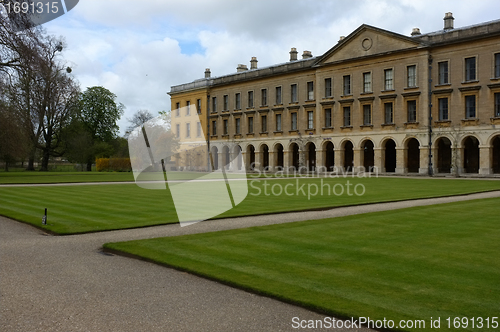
left=343, top=75, right=351, bottom=95
left=495, top=93, right=500, bottom=117
left=307, top=81, right=314, bottom=100
left=176, top=102, right=180, bottom=116
left=248, top=91, right=254, bottom=108
left=384, top=69, right=394, bottom=90
left=407, top=100, right=417, bottom=123
left=276, top=86, right=282, bottom=105
left=176, top=124, right=180, bottom=138
left=465, top=95, right=476, bottom=118
left=384, top=102, right=393, bottom=124
left=235, top=93, right=241, bottom=109
left=212, top=97, right=217, bottom=113
left=276, top=114, right=282, bottom=131
left=495, top=53, right=500, bottom=78
left=261, top=115, right=267, bottom=132
left=325, top=78, right=332, bottom=97
left=291, top=112, right=297, bottom=130
left=186, top=123, right=190, bottom=137
left=261, top=89, right=267, bottom=106
left=407, top=65, right=417, bottom=87
left=324, top=108, right=332, bottom=127
left=248, top=117, right=254, bottom=133
left=197, top=122, right=202, bottom=137
left=363, top=72, right=372, bottom=93
left=223, top=119, right=228, bottom=135
left=363, top=105, right=371, bottom=125
left=235, top=118, right=241, bottom=134
left=211, top=120, right=217, bottom=135
left=438, top=98, right=449, bottom=121
left=438, top=61, right=449, bottom=84
left=465, top=57, right=476, bottom=81
left=291, top=84, right=298, bottom=103
left=307, top=111, right=314, bottom=129
left=196, top=99, right=202, bottom=114
left=223, top=95, right=228, bottom=111
left=343, top=106, right=351, bottom=127
left=186, top=101, right=191, bottom=115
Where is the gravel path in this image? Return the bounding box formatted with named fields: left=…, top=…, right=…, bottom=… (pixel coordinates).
left=1, top=190, right=500, bottom=332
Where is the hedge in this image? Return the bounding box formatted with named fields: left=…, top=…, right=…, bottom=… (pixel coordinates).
left=96, top=158, right=131, bottom=172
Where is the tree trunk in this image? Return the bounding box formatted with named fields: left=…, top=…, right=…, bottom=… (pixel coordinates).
left=4, top=161, right=8, bottom=172
left=26, top=147, right=36, bottom=171
left=86, top=161, right=92, bottom=172
left=40, top=148, right=50, bottom=171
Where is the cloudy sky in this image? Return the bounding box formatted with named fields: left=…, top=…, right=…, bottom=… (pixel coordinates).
left=43, top=0, right=499, bottom=135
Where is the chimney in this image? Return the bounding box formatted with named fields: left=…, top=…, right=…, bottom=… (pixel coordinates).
left=204, top=68, right=211, bottom=78
left=444, top=12, right=454, bottom=31
left=289, top=47, right=298, bottom=61
left=302, top=50, right=313, bottom=59
left=339, top=36, right=345, bottom=42
left=411, top=28, right=421, bottom=36
left=250, top=57, right=258, bottom=69
left=237, top=64, right=248, bottom=72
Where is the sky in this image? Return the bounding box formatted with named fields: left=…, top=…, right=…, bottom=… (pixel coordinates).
left=42, top=0, right=500, bottom=135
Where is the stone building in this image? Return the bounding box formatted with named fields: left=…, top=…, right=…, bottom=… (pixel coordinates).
left=168, top=13, right=500, bottom=175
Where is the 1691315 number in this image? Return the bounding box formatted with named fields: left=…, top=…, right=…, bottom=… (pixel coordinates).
left=1, top=1, right=59, bottom=14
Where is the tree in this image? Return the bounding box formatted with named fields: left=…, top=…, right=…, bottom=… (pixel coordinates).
left=79, top=86, right=124, bottom=171
left=125, top=109, right=154, bottom=137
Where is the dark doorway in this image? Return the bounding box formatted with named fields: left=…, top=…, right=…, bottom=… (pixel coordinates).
left=384, top=139, right=396, bottom=173
left=275, top=144, right=284, bottom=168
left=437, top=137, right=452, bottom=173
left=363, top=140, right=374, bottom=172
left=211, top=147, right=218, bottom=170
left=493, top=136, right=500, bottom=174
left=261, top=144, right=269, bottom=170
left=291, top=143, right=300, bottom=170
left=248, top=145, right=255, bottom=170
left=307, top=142, right=316, bottom=171
left=324, top=141, right=334, bottom=171
left=407, top=138, right=420, bottom=173
left=344, top=141, right=354, bottom=171
left=463, top=136, right=479, bottom=173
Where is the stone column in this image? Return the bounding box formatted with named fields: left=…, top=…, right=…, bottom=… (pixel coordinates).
left=419, top=146, right=429, bottom=175
left=283, top=149, right=290, bottom=172
left=217, top=151, right=224, bottom=171
left=334, top=148, right=343, bottom=172
left=456, top=147, right=464, bottom=175
left=374, top=147, right=383, bottom=174
left=395, top=147, right=406, bottom=174
left=268, top=151, right=276, bottom=173
left=316, top=149, right=325, bottom=174
left=254, top=150, right=262, bottom=172
left=353, top=147, right=362, bottom=173
left=479, top=145, right=492, bottom=175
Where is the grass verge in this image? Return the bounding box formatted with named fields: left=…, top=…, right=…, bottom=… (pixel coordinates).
left=104, top=198, right=500, bottom=331
left=0, top=177, right=499, bottom=234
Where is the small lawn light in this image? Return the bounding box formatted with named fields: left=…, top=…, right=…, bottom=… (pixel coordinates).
left=42, top=208, right=47, bottom=225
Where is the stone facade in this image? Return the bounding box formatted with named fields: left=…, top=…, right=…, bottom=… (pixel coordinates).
left=169, top=15, right=500, bottom=175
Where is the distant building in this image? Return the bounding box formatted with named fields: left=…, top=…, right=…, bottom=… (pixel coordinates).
left=169, top=13, right=500, bottom=175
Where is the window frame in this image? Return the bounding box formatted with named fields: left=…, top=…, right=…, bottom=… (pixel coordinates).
left=235, top=118, right=241, bottom=134
left=407, top=65, right=417, bottom=88
left=212, top=97, right=217, bottom=113
left=438, top=61, right=449, bottom=85
left=324, top=78, right=332, bottom=98
left=324, top=108, right=332, bottom=128
left=362, top=104, right=372, bottom=125
left=186, top=100, right=191, bottom=115
left=248, top=116, right=254, bottom=133
left=363, top=72, right=372, bottom=93
left=212, top=120, right=217, bottom=136
left=261, top=88, right=267, bottom=106
left=307, top=81, right=314, bottom=101
left=384, top=102, right=393, bottom=124
left=343, top=75, right=351, bottom=96
left=495, top=92, right=500, bottom=117
left=464, top=56, right=477, bottom=82
left=248, top=91, right=254, bottom=108
left=196, top=121, right=202, bottom=137
left=276, top=113, right=282, bottom=131
left=235, top=93, right=241, bottom=110
left=495, top=53, right=500, bottom=78
left=465, top=95, right=476, bottom=119
left=438, top=97, right=449, bottom=121
left=176, top=102, right=180, bottom=116
left=223, top=119, right=228, bottom=135
left=307, top=110, right=314, bottom=129
left=343, top=106, right=351, bottom=127
left=196, top=99, right=202, bottom=114
left=291, top=112, right=298, bottom=130
left=223, top=95, right=228, bottom=111
left=407, top=100, right=417, bottom=123
left=275, top=86, right=282, bottom=105
left=261, top=115, right=267, bottom=133
left=176, top=123, right=180, bottom=138
left=291, top=84, right=298, bottom=103
left=186, top=122, right=191, bottom=137
left=384, top=68, right=394, bottom=91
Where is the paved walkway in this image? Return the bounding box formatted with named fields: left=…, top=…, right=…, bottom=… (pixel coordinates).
left=1, top=190, right=500, bottom=331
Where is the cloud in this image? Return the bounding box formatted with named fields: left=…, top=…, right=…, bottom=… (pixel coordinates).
left=43, top=0, right=500, bottom=134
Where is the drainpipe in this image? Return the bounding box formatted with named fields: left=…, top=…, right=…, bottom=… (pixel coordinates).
left=428, top=55, right=434, bottom=176
left=207, top=93, right=211, bottom=171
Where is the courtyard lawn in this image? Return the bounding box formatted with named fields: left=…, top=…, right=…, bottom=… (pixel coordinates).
left=104, top=198, right=500, bottom=331
left=0, top=177, right=499, bottom=235
left=0, top=171, right=135, bottom=184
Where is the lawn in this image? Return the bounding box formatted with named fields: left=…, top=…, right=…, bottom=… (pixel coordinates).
left=0, top=171, right=135, bottom=184
left=0, top=177, right=499, bottom=234
left=104, top=198, right=500, bottom=331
